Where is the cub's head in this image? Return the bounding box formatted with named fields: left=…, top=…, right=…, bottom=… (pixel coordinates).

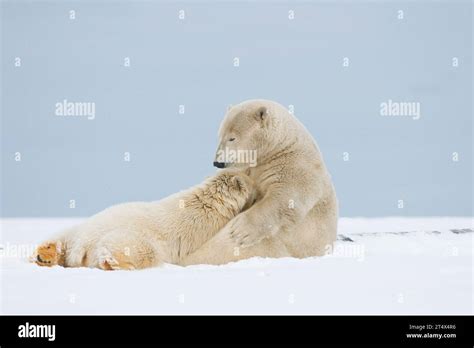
left=213, top=100, right=285, bottom=169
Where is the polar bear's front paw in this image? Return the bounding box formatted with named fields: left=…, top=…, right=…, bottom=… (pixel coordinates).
left=32, top=241, right=63, bottom=267
left=228, top=214, right=267, bottom=248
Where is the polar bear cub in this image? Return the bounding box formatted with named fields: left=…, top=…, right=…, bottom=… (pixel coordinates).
left=32, top=170, right=255, bottom=270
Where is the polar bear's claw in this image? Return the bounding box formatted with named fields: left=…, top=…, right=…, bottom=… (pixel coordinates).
left=100, top=257, right=120, bottom=270
left=97, top=247, right=136, bottom=271
left=97, top=247, right=120, bottom=270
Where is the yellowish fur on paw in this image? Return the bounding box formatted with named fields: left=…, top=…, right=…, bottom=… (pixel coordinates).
left=98, top=247, right=135, bottom=271
left=33, top=242, right=62, bottom=267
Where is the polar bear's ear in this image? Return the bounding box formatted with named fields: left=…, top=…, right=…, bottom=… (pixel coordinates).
left=254, top=106, right=270, bottom=126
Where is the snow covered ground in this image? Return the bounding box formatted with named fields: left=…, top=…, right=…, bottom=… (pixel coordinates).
left=1, top=217, right=472, bottom=315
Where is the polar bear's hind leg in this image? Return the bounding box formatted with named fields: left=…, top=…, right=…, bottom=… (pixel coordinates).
left=93, top=231, right=159, bottom=270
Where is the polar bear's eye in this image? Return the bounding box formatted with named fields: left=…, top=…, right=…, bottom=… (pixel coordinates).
left=229, top=138, right=236, bottom=142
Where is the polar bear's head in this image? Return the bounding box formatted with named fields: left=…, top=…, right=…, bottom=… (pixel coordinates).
left=213, top=100, right=288, bottom=169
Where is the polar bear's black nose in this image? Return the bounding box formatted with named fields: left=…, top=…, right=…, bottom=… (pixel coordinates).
left=213, top=161, right=226, bottom=168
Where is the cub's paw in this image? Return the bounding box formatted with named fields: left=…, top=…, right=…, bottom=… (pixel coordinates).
left=32, top=241, right=63, bottom=267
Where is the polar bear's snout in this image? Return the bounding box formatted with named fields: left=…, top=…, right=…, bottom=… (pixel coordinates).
left=213, top=146, right=227, bottom=168
left=213, top=161, right=226, bottom=168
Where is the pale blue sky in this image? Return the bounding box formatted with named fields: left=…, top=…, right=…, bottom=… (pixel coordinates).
left=1, top=0, right=472, bottom=217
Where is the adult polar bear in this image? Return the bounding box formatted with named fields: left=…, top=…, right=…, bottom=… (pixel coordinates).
left=181, top=99, right=338, bottom=266
left=32, top=99, right=337, bottom=269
